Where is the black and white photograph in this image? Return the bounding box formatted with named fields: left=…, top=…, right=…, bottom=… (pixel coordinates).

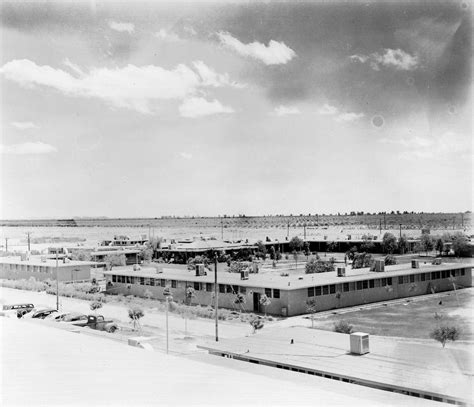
left=0, top=0, right=472, bottom=405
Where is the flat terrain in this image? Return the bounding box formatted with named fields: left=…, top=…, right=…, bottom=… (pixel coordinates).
left=308, top=288, right=474, bottom=341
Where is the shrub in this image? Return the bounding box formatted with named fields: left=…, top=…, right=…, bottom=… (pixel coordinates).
left=90, top=300, right=103, bottom=312
left=384, top=255, right=397, bottom=265
left=430, top=325, right=461, bottom=348
left=334, top=320, right=353, bottom=334
left=249, top=317, right=264, bottom=333
left=352, top=252, right=373, bottom=269
left=305, top=258, right=335, bottom=274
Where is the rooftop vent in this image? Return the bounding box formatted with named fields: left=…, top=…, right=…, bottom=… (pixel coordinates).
left=374, top=259, right=385, bottom=272
left=195, top=264, right=206, bottom=276
left=432, top=258, right=442, bottom=265
left=240, top=270, right=249, bottom=280
left=337, top=267, right=346, bottom=277
left=411, top=260, right=420, bottom=269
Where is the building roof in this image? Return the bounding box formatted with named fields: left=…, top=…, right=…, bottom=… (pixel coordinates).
left=159, top=238, right=257, bottom=252
left=90, top=249, right=141, bottom=256
left=0, top=256, right=96, bottom=267
left=103, top=261, right=472, bottom=291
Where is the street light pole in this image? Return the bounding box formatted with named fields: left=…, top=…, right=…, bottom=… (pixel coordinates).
left=166, top=296, right=169, bottom=354
left=56, top=252, right=59, bottom=311
left=214, top=253, right=219, bottom=342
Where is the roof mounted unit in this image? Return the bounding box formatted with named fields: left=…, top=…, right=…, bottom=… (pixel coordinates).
left=374, top=259, right=385, bottom=272
left=411, top=260, right=420, bottom=269
left=195, top=264, right=206, bottom=276
left=337, top=267, right=346, bottom=277
left=240, top=270, right=249, bottom=280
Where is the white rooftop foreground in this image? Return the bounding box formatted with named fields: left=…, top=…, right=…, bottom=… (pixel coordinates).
left=1, top=318, right=439, bottom=406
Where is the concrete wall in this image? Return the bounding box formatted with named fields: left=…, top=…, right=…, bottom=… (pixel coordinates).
left=0, top=263, right=91, bottom=282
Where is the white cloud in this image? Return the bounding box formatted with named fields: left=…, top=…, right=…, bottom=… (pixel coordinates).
left=274, top=105, right=301, bottom=116
left=108, top=21, right=135, bottom=34
left=350, top=48, right=418, bottom=71
left=0, top=59, right=240, bottom=115
left=317, top=104, right=339, bottom=115
left=192, top=61, right=244, bottom=89
left=63, top=58, right=84, bottom=77
left=317, top=103, right=364, bottom=122
left=0, top=142, right=57, bottom=155
left=379, top=136, right=432, bottom=148
left=179, top=97, right=234, bottom=118
left=11, top=121, right=39, bottom=130
left=155, top=29, right=182, bottom=42
left=179, top=152, right=193, bottom=159
left=217, top=32, right=296, bottom=65
left=335, top=112, right=365, bottom=122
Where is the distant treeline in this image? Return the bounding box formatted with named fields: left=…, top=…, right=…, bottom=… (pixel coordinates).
left=0, top=212, right=471, bottom=230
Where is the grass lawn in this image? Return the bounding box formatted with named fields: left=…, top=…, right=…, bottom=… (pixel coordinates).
left=311, top=288, right=473, bottom=341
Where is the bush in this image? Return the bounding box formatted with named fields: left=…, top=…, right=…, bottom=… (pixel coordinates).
left=430, top=325, right=461, bottom=348
left=384, top=255, right=397, bottom=265
left=334, top=320, right=354, bottom=334
left=305, top=258, right=335, bottom=274
left=90, top=300, right=103, bottom=312
left=352, top=252, right=373, bottom=269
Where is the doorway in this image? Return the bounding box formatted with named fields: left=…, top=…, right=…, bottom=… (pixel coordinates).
left=253, top=292, right=261, bottom=312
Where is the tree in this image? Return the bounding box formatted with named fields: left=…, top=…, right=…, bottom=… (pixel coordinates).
left=384, top=255, right=397, bottom=265
left=360, top=235, right=375, bottom=253
left=185, top=286, right=196, bottom=306
left=249, top=317, right=264, bottom=334
left=306, top=299, right=317, bottom=328
left=90, top=300, right=103, bottom=314
left=430, top=325, right=460, bottom=348
left=289, top=236, right=304, bottom=252
left=382, top=232, right=397, bottom=254
left=105, top=254, right=126, bottom=267
left=452, top=233, right=471, bottom=257
left=140, top=247, right=153, bottom=264
left=269, top=246, right=276, bottom=260
left=334, top=320, right=353, bottom=334
left=305, top=258, right=335, bottom=274
left=398, top=235, right=409, bottom=254
left=128, top=306, right=144, bottom=331
left=419, top=233, right=434, bottom=256
left=303, top=241, right=311, bottom=259
left=352, top=252, right=373, bottom=269
left=71, top=250, right=92, bottom=261
left=435, top=238, right=444, bottom=256
left=255, top=240, right=267, bottom=260
left=346, top=246, right=358, bottom=261
left=228, top=261, right=246, bottom=274
left=259, top=294, right=271, bottom=316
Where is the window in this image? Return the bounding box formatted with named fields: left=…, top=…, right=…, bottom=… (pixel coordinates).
left=398, top=276, right=404, bottom=285
left=160, top=279, right=166, bottom=287
left=171, top=280, right=177, bottom=288
left=265, top=288, right=272, bottom=298
left=409, top=274, right=415, bottom=283
left=140, top=277, right=145, bottom=285
left=356, top=281, right=363, bottom=290
left=112, top=275, right=117, bottom=283
left=144, top=278, right=150, bottom=285
left=329, top=285, right=336, bottom=294
left=461, top=269, right=465, bottom=276
left=194, top=282, right=200, bottom=291
left=362, top=280, right=368, bottom=289
left=403, top=275, right=409, bottom=284
left=387, top=277, right=392, bottom=286
left=206, top=283, right=212, bottom=292
left=425, top=272, right=431, bottom=281
left=343, top=283, right=350, bottom=292
left=126, top=276, right=131, bottom=284
left=322, top=286, right=329, bottom=295
left=226, top=285, right=233, bottom=293
left=315, top=286, right=322, bottom=296
left=369, top=280, right=375, bottom=288
left=308, top=287, right=315, bottom=297
left=240, top=286, right=246, bottom=294
left=219, top=284, right=225, bottom=293
left=149, top=278, right=155, bottom=286
left=420, top=273, right=426, bottom=281
left=273, top=289, right=280, bottom=299
left=130, top=276, right=136, bottom=284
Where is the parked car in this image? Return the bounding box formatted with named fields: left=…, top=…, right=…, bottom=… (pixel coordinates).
left=27, top=308, right=58, bottom=319
left=71, top=315, right=119, bottom=333
left=2, top=303, right=35, bottom=318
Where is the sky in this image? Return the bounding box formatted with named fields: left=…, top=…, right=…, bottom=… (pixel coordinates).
left=0, top=0, right=472, bottom=219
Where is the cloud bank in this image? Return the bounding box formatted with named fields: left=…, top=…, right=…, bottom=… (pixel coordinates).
left=274, top=105, right=301, bottom=116
left=350, top=48, right=418, bottom=71
left=317, top=104, right=364, bottom=122
left=217, top=32, right=296, bottom=65
left=179, top=97, right=234, bottom=118
left=11, top=121, right=39, bottom=130
left=0, top=142, right=57, bottom=155
left=1, top=59, right=238, bottom=115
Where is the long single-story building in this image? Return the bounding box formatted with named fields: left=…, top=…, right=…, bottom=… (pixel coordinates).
left=0, top=256, right=95, bottom=282
left=104, top=260, right=472, bottom=316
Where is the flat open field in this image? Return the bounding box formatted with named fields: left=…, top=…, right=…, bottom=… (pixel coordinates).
left=310, top=288, right=474, bottom=341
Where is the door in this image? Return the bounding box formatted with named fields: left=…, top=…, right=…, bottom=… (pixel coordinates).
left=253, top=292, right=261, bottom=312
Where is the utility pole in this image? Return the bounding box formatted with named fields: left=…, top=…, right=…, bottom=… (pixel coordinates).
left=5, top=238, right=8, bottom=252
left=379, top=219, right=382, bottom=234
left=56, top=252, right=59, bottom=311
left=214, top=253, right=219, bottom=342
left=287, top=221, right=290, bottom=237
left=399, top=223, right=402, bottom=239
left=27, top=232, right=31, bottom=252
left=163, top=286, right=172, bottom=354
left=303, top=223, right=307, bottom=241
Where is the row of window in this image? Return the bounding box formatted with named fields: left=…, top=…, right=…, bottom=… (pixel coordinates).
left=110, top=275, right=282, bottom=299
left=397, top=269, right=464, bottom=285
left=1, top=264, right=51, bottom=273
left=308, top=278, right=393, bottom=297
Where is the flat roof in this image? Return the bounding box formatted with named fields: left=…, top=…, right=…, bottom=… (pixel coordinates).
left=198, top=327, right=472, bottom=404
left=1, top=318, right=435, bottom=406
left=103, top=262, right=472, bottom=290
left=90, top=249, right=140, bottom=256
left=0, top=256, right=96, bottom=267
